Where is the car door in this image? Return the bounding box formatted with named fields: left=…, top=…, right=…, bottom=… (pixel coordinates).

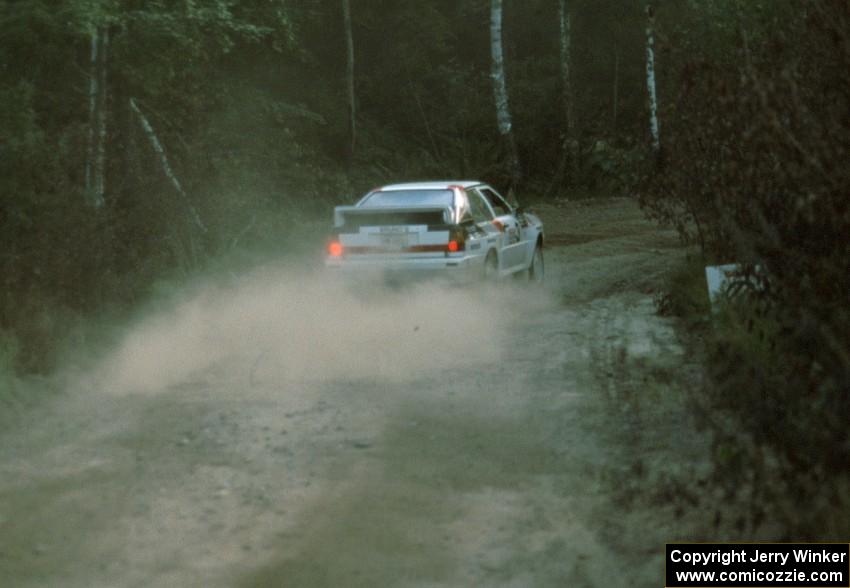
left=478, top=186, right=526, bottom=270
left=515, top=207, right=539, bottom=268
left=464, top=188, right=502, bottom=268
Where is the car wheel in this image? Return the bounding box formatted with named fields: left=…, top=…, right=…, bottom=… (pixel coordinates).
left=527, top=244, right=544, bottom=284
left=482, top=251, right=499, bottom=281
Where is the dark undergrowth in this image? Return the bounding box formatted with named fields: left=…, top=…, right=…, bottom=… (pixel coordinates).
left=642, top=0, right=849, bottom=539
left=658, top=255, right=849, bottom=539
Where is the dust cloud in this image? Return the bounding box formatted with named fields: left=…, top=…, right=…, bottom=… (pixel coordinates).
left=88, top=263, right=551, bottom=396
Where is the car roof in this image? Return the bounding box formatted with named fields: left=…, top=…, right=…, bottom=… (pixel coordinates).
left=378, top=181, right=483, bottom=191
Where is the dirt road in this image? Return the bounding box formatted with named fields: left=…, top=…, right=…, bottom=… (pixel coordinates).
left=0, top=198, right=715, bottom=587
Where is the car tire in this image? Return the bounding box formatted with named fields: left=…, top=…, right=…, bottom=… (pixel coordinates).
left=527, top=244, right=544, bottom=284
left=482, top=251, right=499, bottom=281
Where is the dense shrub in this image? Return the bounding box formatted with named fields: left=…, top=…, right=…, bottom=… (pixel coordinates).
left=643, top=0, right=849, bottom=535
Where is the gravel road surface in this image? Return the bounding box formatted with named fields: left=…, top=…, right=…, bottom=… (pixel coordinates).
left=0, top=198, right=715, bottom=587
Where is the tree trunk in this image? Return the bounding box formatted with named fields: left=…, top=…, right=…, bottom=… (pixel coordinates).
left=645, top=3, right=661, bottom=159
left=342, top=0, right=355, bottom=161
left=560, top=0, right=577, bottom=178
left=85, top=27, right=107, bottom=209
left=612, top=44, right=620, bottom=133
left=545, top=0, right=576, bottom=197
left=84, top=29, right=97, bottom=202
left=490, top=0, right=521, bottom=189
left=129, top=98, right=207, bottom=234
left=94, top=28, right=108, bottom=207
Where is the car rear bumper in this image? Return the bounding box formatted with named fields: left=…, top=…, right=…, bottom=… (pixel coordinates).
left=325, top=254, right=480, bottom=283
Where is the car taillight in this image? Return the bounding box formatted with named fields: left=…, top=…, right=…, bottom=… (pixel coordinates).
left=492, top=219, right=505, bottom=232
left=328, top=240, right=344, bottom=257
left=447, top=226, right=466, bottom=252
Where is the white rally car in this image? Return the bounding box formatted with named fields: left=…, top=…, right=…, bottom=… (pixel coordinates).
left=325, top=181, right=544, bottom=283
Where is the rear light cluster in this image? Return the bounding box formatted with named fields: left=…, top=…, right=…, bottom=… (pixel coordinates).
left=327, top=225, right=467, bottom=257
left=447, top=226, right=466, bottom=253
left=328, top=240, right=343, bottom=257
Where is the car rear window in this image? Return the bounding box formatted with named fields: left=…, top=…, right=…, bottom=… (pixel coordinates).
left=359, top=189, right=454, bottom=208
left=339, top=210, right=447, bottom=228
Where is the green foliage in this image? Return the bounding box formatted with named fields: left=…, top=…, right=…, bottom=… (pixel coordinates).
left=582, top=140, right=644, bottom=193
left=655, top=255, right=711, bottom=321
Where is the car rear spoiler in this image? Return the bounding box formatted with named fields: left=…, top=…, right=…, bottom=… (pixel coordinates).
left=333, top=205, right=456, bottom=227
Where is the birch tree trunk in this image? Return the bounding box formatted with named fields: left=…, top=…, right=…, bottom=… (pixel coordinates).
left=490, top=0, right=521, bottom=189
left=645, top=3, right=661, bottom=158
left=342, top=0, right=356, bottom=161
left=129, top=98, right=207, bottom=234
